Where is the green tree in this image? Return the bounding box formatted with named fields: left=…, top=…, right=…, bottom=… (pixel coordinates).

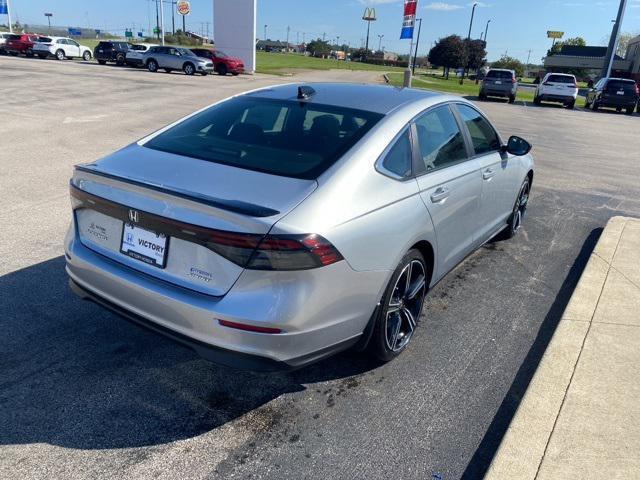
left=428, top=35, right=465, bottom=79
left=547, top=36, right=586, bottom=56
left=306, top=38, right=331, bottom=58
left=491, top=55, right=525, bottom=77
left=464, top=39, right=487, bottom=70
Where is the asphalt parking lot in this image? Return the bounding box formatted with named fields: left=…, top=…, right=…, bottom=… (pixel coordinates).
left=2, top=55, right=640, bottom=480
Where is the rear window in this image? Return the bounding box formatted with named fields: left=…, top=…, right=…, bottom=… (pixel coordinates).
left=5, top=34, right=20, bottom=40
left=130, top=44, right=147, bottom=51
left=606, top=80, right=636, bottom=92
left=486, top=70, right=513, bottom=79
left=548, top=75, right=575, bottom=84
left=37, top=37, right=51, bottom=43
left=144, top=97, right=384, bottom=179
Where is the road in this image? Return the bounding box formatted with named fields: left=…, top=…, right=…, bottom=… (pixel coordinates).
left=1, top=56, right=639, bottom=480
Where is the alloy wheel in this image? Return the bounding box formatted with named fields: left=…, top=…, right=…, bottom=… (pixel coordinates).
left=512, top=180, right=530, bottom=233
left=384, top=259, right=427, bottom=352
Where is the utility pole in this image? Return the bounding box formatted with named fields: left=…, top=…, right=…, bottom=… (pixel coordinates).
left=264, top=24, right=267, bottom=40
left=526, top=49, right=532, bottom=76
left=286, top=26, right=290, bottom=51
left=171, top=0, right=175, bottom=35
left=44, top=12, right=53, bottom=34
left=155, top=0, right=160, bottom=40
left=460, top=2, right=478, bottom=85
left=7, top=0, right=13, bottom=33
left=159, top=0, right=165, bottom=45
left=377, top=34, right=384, bottom=52
left=296, top=31, right=299, bottom=45
left=322, top=32, right=326, bottom=42
left=412, top=18, right=423, bottom=76
left=602, top=0, right=628, bottom=78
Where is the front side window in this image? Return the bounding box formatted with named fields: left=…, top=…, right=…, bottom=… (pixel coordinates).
left=144, top=97, right=383, bottom=179
left=456, top=104, right=501, bottom=156
left=381, top=129, right=413, bottom=178
left=414, top=105, right=467, bottom=172
left=68, top=40, right=79, bottom=47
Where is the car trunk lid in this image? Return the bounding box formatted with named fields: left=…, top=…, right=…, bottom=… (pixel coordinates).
left=71, top=143, right=317, bottom=296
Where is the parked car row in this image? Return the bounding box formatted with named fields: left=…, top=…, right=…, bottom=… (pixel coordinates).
left=479, top=68, right=640, bottom=114
left=1, top=36, right=245, bottom=77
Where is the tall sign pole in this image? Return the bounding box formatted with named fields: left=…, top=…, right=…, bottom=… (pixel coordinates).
left=160, top=0, right=165, bottom=45
left=602, top=0, right=628, bottom=78
left=400, top=0, right=418, bottom=87
left=362, top=7, right=377, bottom=57
left=2, top=0, right=13, bottom=33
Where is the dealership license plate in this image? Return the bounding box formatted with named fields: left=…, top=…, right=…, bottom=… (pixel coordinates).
left=617, top=91, right=625, bottom=95
left=120, top=223, right=169, bottom=268
left=495, top=81, right=502, bottom=85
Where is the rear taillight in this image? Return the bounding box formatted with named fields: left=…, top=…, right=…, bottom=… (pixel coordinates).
left=206, top=231, right=343, bottom=270
left=636, top=85, right=639, bottom=95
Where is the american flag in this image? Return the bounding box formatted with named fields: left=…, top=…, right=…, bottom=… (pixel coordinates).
left=400, top=0, right=418, bottom=39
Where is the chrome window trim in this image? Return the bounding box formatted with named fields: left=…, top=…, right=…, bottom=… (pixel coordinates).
left=374, top=125, right=415, bottom=182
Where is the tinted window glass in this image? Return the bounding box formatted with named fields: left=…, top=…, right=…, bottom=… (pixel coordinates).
left=457, top=105, right=501, bottom=155
left=144, top=97, right=383, bottom=179
left=414, top=105, right=467, bottom=172
left=486, top=70, right=513, bottom=79
left=381, top=130, right=412, bottom=178
left=130, top=44, right=146, bottom=51
left=606, top=80, right=636, bottom=92
left=548, top=75, right=575, bottom=84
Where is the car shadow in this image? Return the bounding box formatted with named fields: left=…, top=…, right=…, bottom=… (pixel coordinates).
left=460, top=228, right=603, bottom=479
left=0, top=256, right=380, bottom=450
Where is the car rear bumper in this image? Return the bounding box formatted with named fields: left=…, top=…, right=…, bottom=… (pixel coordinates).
left=481, top=87, right=516, bottom=97
left=598, top=96, right=637, bottom=108
left=65, top=223, right=387, bottom=370
left=538, top=94, right=576, bottom=103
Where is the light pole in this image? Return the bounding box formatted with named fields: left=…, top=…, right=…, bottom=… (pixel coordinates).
left=377, top=34, right=384, bottom=52
left=6, top=0, right=13, bottom=33
left=460, top=2, right=478, bottom=85
left=154, top=0, right=160, bottom=40
left=412, top=18, right=423, bottom=76
left=483, top=19, right=491, bottom=45
left=44, top=12, right=53, bottom=34
left=602, top=0, right=628, bottom=78
left=264, top=24, right=267, bottom=41
left=159, top=0, right=165, bottom=45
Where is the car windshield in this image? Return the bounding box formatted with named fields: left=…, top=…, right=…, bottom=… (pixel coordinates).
left=178, top=48, right=193, bottom=56
left=486, top=70, right=513, bottom=79
left=6, top=34, right=20, bottom=40
left=144, top=96, right=384, bottom=179
left=548, top=75, right=575, bottom=84
left=214, top=50, right=228, bottom=58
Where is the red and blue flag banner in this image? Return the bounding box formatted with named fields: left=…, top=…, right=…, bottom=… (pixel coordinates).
left=0, top=0, right=8, bottom=15
left=400, top=0, right=418, bottom=39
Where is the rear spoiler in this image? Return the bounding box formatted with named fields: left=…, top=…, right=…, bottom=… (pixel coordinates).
left=74, top=165, right=280, bottom=218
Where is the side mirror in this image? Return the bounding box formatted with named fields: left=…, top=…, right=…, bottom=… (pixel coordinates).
left=502, top=136, right=532, bottom=156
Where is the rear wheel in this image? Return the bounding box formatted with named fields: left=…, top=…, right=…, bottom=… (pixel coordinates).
left=115, top=53, right=125, bottom=65
left=626, top=106, right=635, bottom=115
left=97, top=59, right=107, bottom=65
left=508, top=94, right=516, bottom=104
left=217, top=63, right=228, bottom=76
left=478, top=91, right=487, bottom=100
left=26, top=48, right=33, bottom=57
left=616, top=107, right=622, bottom=113
left=147, top=59, right=158, bottom=72
left=368, top=250, right=428, bottom=362
left=55, top=49, right=65, bottom=61
left=82, top=51, right=92, bottom=61
left=567, top=100, right=575, bottom=109
left=183, top=62, right=195, bottom=75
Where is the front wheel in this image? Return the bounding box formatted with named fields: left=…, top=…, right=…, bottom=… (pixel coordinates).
left=115, top=53, right=124, bottom=65
left=626, top=106, right=635, bottom=115
left=503, top=177, right=530, bottom=240
left=26, top=48, right=33, bottom=57
left=368, top=250, right=428, bottom=362
left=183, top=62, right=195, bottom=75
left=567, top=100, right=575, bottom=110
left=55, top=49, right=65, bottom=61
left=82, top=51, right=92, bottom=61
left=217, top=63, right=228, bottom=76
left=147, top=59, right=158, bottom=72
left=508, top=94, right=516, bottom=104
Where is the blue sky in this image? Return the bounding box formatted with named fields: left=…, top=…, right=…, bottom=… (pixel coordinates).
left=6, top=0, right=640, bottom=62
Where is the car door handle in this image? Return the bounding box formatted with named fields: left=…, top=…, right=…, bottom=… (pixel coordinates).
left=430, top=187, right=450, bottom=203
left=483, top=168, right=495, bottom=180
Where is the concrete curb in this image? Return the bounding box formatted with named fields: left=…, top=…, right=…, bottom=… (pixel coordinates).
left=484, top=216, right=640, bottom=480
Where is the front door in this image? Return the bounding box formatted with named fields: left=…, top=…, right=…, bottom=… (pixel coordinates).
left=412, top=104, right=483, bottom=278
left=455, top=103, right=520, bottom=243
left=65, top=39, right=81, bottom=58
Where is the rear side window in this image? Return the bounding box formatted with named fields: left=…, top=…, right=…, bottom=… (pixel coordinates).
left=486, top=70, right=513, bottom=79
left=144, top=97, right=384, bottom=179
left=414, top=105, right=467, bottom=172
left=548, top=75, right=576, bottom=84
left=457, top=105, right=501, bottom=156
left=381, top=129, right=413, bottom=178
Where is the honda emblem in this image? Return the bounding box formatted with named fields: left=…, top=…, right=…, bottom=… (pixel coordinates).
left=128, top=209, right=139, bottom=223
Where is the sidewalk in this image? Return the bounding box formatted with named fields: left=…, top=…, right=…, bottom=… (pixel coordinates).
left=485, top=216, right=640, bottom=480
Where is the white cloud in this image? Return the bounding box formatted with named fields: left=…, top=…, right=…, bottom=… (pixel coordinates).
left=425, top=2, right=464, bottom=10
left=356, top=0, right=400, bottom=5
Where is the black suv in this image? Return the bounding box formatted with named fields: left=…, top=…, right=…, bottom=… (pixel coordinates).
left=585, top=78, right=639, bottom=115
left=94, top=41, right=130, bottom=66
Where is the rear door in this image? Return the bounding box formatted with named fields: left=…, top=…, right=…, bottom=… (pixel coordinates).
left=413, top=104, right=483, bottom=277
left=455, top=103, right=519, bottom=244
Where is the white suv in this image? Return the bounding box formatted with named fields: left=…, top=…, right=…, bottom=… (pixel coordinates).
left=33, top=36, right=92, bottom=61
left=534, top=73, right=579, bottom=109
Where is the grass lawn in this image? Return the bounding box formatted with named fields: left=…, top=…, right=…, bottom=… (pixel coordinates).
left=255, top=52, right=406, bottom=75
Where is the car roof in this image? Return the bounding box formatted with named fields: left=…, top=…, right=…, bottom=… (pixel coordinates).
left=244, top=83, right=443, bottom=115
left=546, top=72, right=574, bottom=77
left=605, top=77, right=635, bottom=82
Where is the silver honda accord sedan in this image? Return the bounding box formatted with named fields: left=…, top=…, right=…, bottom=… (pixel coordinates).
left=65, top=83, right=534, bottom=371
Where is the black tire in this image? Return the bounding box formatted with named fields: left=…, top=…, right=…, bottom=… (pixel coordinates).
left=232, top=72, right=239, bottom=76
left=9, top=51, right=18, bottom=56
left=592, top=100, right=599, bottom=111
left=626, top=106, right=634, bottom=115
left=82, top=51, right=92, bottom=61
left=217, top=63, right=228, bottom=76
left=115, top=53, right=125, bottom=65
left=183, top=62, right=195, bottom=75
left=55, top=49, right=65, bottom=61
left=533, top=95, right=541, bottom=106
left=508, top=94, right=516, bottom=104
left=26, top=48, right=33, bottom=57
left=147, top=59, right=158, bottom=72
left=478, top=91, right=487, bottom=100
left=584, top=99, right=591, bottom=109
left=502, top=177, right=531, bottom=240
left=37, top=54, right=47, bottom=59
left=567, top=100, right=575, bottom=110
left=368, top=249, right=428, bottom=362
left=616, top=107, right=622, bottom=113
left=97, top=59, right=107, bottom=65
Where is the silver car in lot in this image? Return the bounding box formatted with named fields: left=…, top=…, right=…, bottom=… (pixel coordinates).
left=142, top=46, right=213, bottom=75
left=65, top=83, right=534, bottom=370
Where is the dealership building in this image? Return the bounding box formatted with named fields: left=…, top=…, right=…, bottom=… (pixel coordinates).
left=543, top=35, right=640, bottom=80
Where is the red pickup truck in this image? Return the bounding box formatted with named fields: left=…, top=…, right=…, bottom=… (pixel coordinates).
left=5, top=33, right=47, bottom=57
